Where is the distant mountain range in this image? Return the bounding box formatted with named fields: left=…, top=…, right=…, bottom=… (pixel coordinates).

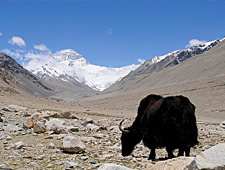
left=0, top=38, right=224, bottom=101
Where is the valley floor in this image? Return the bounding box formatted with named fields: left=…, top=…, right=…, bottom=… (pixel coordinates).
left=0, top=76, right=225, bottom=169
left=1, top=75, right=225, bottom=123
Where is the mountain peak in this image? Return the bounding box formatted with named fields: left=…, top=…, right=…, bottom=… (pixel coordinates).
left=53, top=49, right=85, bottom=62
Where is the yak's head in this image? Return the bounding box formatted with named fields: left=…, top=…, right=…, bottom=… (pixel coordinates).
left=119, top=119, right=142, bottom=157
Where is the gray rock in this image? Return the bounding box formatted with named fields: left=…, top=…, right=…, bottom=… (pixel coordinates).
left=93, top=133, right=107, bottom=139
left=6, top=136, right=12, bottom=141
left=86, top=123, right=99, bottom=130
left=65, top=161, right=79, bottom=169
left=219, top=121, right=225, bottom=129
left=98, top=163, right=134, bottom=170
left=190, top=143, right=225, bottom=170
left=82, top=118, right=98, bottom=126
left=46, top=118, right=66, bottom=134
left=33, top=121, right=46, bottom=133
left=145, top=157, right=195, bottom=170
left=80, top=136, right=96, bottom=142
left=62, top=136, right=85, bottom=153
left=31, top=113, right=40, bottom=122
left=0, top=164, right=12, bottom=170
left=61, top=112, right=79, bottom=119
left=3, top=124, right=22, bottom=132
left=46, top=142, right=56, bottom=149
left=14, top=141, right=25, bottom=149
left=4, top=144, right=14, bottom=150
left=23, top=118, right=34, bottom=129
left=67, top=126, right=79, bottom=132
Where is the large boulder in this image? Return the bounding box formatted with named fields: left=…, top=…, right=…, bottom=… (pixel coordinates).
left=45, top=118, right=66, bottom=134
left=145, top=157, right=195, bottom=170
left=145, top=143, right=225, bottom=170
left=62, top=136, right=85, bottom=153
left=190, top=143, right=225, bottom=170
left=98, top=163, right=134, bottom=170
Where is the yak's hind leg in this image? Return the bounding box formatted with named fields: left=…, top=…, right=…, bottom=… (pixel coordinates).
left=178, top=146, right=190, bottom=157
left=148, top=148, right=156, bottom=160
left=185, top=147, right=190, bottom=157
left=166, top=147, right=174, bottom=159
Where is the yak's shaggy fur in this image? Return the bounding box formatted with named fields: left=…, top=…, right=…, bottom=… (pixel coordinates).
left=120, top=94, right=198, bottom=160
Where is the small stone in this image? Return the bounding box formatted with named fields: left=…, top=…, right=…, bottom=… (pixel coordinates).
left=44, top=136, right=54, bottom=139
left=23, top=112, right=31, bottom=117
left=31, top=113, right=40, bottom=122
left=47, top=164, right=53, bottom=168
left=4, top=144, right=14, bottom=150
left=47, top=143, right=56, bottom=149
left=33, top=121, right=46, bottom=133
left=0, top=117, right=3, bottom=122
left=67, top=126, right=79, bottom=132
left=98, top=163, right=134, bottom=170
left=93, top=133, right=107, bottom=139
left=14, top=141, right=25, bottom=149
left=0, top=164, right=12, bottom=170
left=86, top=123, right=99, bottom=130
left=3, top=124, right=22, bottom=132
left=23, top=118, right=34, bottom=129
left=65, top=161, right=78, bottom=169
left=61, top=112, right=79, bottom=119
left=80, top=156, right=88, bottom=161
left=6, top=136, right=12, bottom=141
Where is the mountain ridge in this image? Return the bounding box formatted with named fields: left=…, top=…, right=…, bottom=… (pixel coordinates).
left=103, top=38, right=225, bottom=95
left=103, top=39, right=221, bottom=94
left=0, top=53, right=55, bottom=97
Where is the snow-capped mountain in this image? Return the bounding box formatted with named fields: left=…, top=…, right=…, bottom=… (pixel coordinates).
left=32, top=49, right=139, bottom=91
left=146, top=39, right=220, bottom=66
left=104, top=39, right=221, bottom=93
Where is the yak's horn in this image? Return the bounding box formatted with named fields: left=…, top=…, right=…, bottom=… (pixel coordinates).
left=119, top=119, right=129, bottom=134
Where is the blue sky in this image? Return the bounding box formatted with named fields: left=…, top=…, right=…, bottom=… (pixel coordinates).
left=0, top=0, right=225, bottom=67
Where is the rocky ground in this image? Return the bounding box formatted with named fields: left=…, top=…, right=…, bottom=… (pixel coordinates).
left=0, top=104, right=224, bottom=170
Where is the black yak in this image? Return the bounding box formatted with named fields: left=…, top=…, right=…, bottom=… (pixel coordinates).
left=119, top=94, right=198, bottom=160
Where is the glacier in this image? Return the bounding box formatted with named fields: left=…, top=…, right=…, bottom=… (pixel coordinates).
left=27, top=49, right=139, bottom=91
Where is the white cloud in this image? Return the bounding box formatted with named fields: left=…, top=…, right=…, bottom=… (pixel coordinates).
left=185, top=39, right=207, bottom=48
left=106, top=27, right=112, bottom=34
left=2, top=49, right=23, bottom=60
left=0, top=33, right=2, bottom=36
left=8, top=36, right=26, bottom=47
left=25, top=52, right=50, bottom=60
left=138, top=58, right=146, bottom=64
left=34, top=44, right=49, bottom=51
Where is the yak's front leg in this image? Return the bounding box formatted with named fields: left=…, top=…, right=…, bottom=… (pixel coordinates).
left=148, top=148, right=156, bottom=160
left=178, top=147, right=184, bottom=157
left=166, top=147, right=174, bottom=159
